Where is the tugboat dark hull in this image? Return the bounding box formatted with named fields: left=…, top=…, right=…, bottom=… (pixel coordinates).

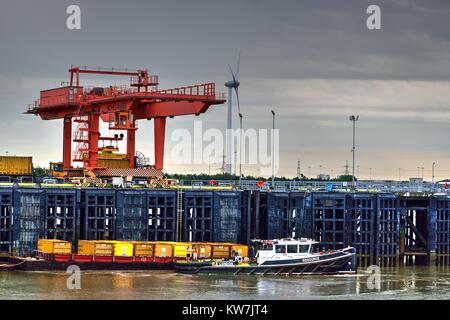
left=174, top=247, right=357, bottom=275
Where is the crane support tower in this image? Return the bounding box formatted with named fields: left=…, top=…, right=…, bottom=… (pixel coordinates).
left=26, top=66, right=226, bottom=172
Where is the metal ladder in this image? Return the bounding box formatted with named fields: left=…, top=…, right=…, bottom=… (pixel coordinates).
left=176, top=188, right=183, bottom=241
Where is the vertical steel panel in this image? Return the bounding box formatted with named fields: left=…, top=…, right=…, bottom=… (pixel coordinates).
left=241, top=190, right=252, bottom=245
left=432, top=195, right=450, bottom=265
left=44, top=188, right=78, bottom=250
left=0, top=188, right=13, bottom=254
left=376, top=194, right=400, bottom=267
left=116, top=189, right=147, bottom=241
left=266, top=192, right=290, bottom=239
left=311, top=193, right=347, bottom=251
left=289, top=192, right=307, bottom=239
left=12, top=188, right=46, bottom=256
left=183, top=191, right=213, bottom=242
left=346, top=193, right=377, bottom=267
left=147, top=190, right=177, bottom=241
left=79, top=189, right=115, bottom=240
left=213, top=191, right=242, bottom=243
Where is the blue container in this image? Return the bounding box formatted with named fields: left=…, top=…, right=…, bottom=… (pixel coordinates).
left=116, top=190, right=147, bottom=241
left=12, top=188, right=46, bottom=257
left=147, top=190, right=177, bottom=241
left=0, top=188, right=13, bottom=254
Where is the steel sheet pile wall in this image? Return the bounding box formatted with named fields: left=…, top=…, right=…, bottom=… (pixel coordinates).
left=44, top=189, right=78, bottom=247
left=377, top=194, right=400, bottom=267
left=116, top=190, right=147, bottom=241
left=147, top=190, right=176, bottom=241
left=311, top=193, right=347, bottom=251
left=346, top=194, right=377, bottom=267
left=0, top=188, right=13, bottom=254
left=213, top=191, right=242, bottom=243
left=79, top=189, right=115, bottom=240
left=430, top=196, right=450, bottom=265
left=12, top=189, right=45, bottom=256
left=183, top=191, right=213, bottom=242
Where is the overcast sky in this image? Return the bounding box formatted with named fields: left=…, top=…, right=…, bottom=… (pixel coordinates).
left=1, top=0, right=450, bottom=179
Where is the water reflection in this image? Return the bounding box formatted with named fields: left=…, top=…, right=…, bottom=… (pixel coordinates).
left=1, top=267, right=450, bottom=300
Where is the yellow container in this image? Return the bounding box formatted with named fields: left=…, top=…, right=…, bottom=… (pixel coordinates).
left=113, top=242, right=134, bottom=257
left=191, top=243, right=212, bottom=259
left=133, top=242, right=154, bottom=257
left=78, top=240, right=114, bottom=256
left=97, top=158, right=130, bottom=169
left=38, top=239, right=71, bottom=254
left=230, top=244, right=249, bottom=258
left=153, top=243, right=173, bottom=257
left=0, top=156, right=32, bottom=175
left=209, top=243, right=231, bottom=259
left=172, top=242, right=192, bottom=258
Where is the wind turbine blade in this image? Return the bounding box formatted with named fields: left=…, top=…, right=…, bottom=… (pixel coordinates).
left=228, top=64, right=236, bottom=82
left=236, top=50, right=241, bottom=79
left=235, top=87, right=241, bottom=114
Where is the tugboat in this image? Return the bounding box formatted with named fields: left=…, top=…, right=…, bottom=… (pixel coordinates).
left=174, top=238, right=357, bottom=275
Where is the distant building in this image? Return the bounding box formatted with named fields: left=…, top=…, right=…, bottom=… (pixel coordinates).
left=409, top=177, right=423, bottom=193
left=317, top=174, right=330, bottom=181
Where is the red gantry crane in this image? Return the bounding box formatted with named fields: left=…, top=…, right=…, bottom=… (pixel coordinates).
left=27, top=66, right=226, bottom=173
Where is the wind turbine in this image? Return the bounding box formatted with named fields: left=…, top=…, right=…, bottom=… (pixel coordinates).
left=224, top=52, right=241, bottom=174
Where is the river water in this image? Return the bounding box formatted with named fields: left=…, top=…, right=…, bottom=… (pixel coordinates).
left=1, top=267, right=450, bottom=300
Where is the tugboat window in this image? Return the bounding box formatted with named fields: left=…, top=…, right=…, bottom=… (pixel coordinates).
left=287, top=245, right=298, bottom=253
left=299, top=245, right=310, bottom=253
left=275, top=245, right=286, bottom=253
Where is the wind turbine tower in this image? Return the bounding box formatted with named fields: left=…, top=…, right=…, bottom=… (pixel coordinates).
left=224, top=53, right=241, bottom=174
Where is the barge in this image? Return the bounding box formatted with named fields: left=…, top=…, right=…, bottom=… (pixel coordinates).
left=4, top=256, right=175, bottom=272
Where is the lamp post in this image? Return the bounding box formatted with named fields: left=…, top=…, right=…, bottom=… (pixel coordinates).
left=349, top=115, right=359, bottom=188
left=432, top=162, right=436, bottom=184
left=239, top=113, right=243, bottom=187
left=271, top=110, right=275, bottom=188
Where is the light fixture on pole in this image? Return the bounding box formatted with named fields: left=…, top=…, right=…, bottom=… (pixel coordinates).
left=349, top=115, right=359, bottom=188
left=239, top=112, right=243, bottom=187
left=432, top=162, right=436, bottom=184
left=271, top=109, right=275, bottom=188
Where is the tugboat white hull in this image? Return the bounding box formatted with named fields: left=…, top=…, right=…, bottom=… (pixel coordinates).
left=174, top=247, right=357, bottom=275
